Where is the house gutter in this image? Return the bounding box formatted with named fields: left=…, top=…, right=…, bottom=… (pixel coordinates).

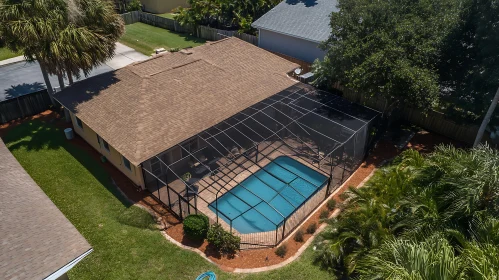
left=43, top=248, right=93, bottom=280
left=250, top=25, right=327, bottom=44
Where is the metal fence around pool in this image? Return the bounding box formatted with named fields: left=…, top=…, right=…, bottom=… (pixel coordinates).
left=141, top=83, right=379, bottom=248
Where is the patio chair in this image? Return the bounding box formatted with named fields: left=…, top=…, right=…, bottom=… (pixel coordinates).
left=228, top=147, right=240, bottom=159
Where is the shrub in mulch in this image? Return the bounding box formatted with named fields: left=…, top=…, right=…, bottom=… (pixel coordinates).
left=275, top=244, right=288, bottom=258
left=319, top=210, right=329, bottom=220
left=207, top=223, right=240, bottom=257
left=326, top=199, right=337, bottom=211
left=183, top=214, right=209, bottom=240
left=294, top=229, right=304, bottom=242
left=306, top=222, right=317, bottom=234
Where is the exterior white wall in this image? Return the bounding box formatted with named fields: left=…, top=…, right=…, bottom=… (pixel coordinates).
left=258, top=29, right=326, bottom=63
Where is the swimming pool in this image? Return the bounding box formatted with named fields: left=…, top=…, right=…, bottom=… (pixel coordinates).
left=208, top=156, right=328, bottom=234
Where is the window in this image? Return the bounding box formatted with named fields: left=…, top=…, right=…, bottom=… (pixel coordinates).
left=103, top=140, right=110, bottom=152
left=96, top=134, right=101, bottom=145
left=181, top=138, right=198, bottom=158
left=75, top=116, right=83, bottom=129
left=123, top=156, right=131, bottom=171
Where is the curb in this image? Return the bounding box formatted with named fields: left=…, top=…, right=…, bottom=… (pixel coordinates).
left=0, top=55, right=25, bottom=67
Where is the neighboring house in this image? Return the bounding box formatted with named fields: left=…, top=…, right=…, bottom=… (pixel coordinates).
left=252, top=0, right=338, bottom=64
left=54, top=38, right=300, bottom=189
left=0, top=139, right=92, bottom=280
left=140, top=0, right=189, bottom=14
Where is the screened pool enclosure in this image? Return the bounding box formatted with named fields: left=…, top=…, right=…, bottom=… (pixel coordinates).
left=141, top=83, right=379, bottom=248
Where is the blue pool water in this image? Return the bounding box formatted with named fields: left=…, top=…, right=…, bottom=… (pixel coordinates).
left=208, top=156, right=327, bottom=234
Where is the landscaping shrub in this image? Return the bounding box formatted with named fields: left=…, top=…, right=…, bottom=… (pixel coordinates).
left=306, top=223, right=317, bottom=234
left=339, top=192, right=350, bottom=201
left=275, top=245, right=287, bottom=258
left=126, top=0, right=142, bottom=11
left=294, top=229, right=304, bottom=242
left=319, top=210, right=329, bottom=220
left=183, top=214, right=209, bottom=240
left=207, top=223, right=240, bottom=256
left=327, top=199, right=337, bottom=211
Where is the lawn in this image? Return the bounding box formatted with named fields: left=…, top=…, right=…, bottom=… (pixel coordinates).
left=2, top=120, right=333, bottom=280
left=119, top=22, right=205, bottom=55
left=158, top=13, right=177, bottom=19
left=0, top=47, right=21, bottom=61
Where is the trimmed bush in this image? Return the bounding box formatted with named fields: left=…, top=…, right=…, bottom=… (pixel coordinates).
left=327, top=199, right=337, bottom=211
left=207, top=223, right=240, bottom=256
left=183, top=214, right=209, bottom=240
left=294, top=229, right=304, bottom=242
left=319, top=210, right=329, bottom=220
left=306, top=222, right=317, bottom=234
left=339, top=192, right=350, bottom=201
left=275, top=245, right=287, bottom=258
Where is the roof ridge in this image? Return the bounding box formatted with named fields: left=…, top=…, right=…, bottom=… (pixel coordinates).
left=149, top=59, right=203, bottom=77
left=134, top=76, right=151, bottom=161
left=131, top=52, right=171, bottom=67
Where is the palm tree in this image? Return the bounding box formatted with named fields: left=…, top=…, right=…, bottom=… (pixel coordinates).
left=314, top=145, right=499, bottom=275
left=0, top=0, right=123, bottom=96
left=463, top=242, right=499, bottom=280
left=357, top=235, right=466, bottom=280
left=425, top=145, right=499, bottom=221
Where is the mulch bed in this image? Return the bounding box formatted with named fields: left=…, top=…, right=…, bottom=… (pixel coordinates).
left=0, top=111, right=466, bottom=271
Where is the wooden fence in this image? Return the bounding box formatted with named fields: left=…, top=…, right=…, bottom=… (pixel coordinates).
left=120, top=11, right=258, bottom=45
left=0, top=90, right=52, bottom=124
left=121, top=10, right=140, bottom=24
left=335, top=84, right=480, bottom=144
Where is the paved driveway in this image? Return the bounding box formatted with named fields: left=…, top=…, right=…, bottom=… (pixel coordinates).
left=0, top=43, right=148, bottom=101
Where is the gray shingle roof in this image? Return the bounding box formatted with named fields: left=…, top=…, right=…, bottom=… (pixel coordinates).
left=252, top=0, right=338, bottom=43
left=0, top=139, right=92, bottom=280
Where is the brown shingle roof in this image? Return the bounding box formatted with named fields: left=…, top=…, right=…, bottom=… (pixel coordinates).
left=54, top=38, right=299, bottom=165
left=0, top=139, right=92, bottom=280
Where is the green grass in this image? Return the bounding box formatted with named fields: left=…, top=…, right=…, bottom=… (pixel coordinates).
left=0, top=47, right=21, bottom=61
left=2, top=120, right=333, bottom=280
left=158, top=13, right=177, bottom=19
left=119, top=22, right=205, bottom=55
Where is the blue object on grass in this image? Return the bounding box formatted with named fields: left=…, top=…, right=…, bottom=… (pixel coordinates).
left=195, top=271, right=216, bottom=280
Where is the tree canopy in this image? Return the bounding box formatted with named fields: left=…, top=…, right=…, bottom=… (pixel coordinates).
left=174, top=0, right=280, bottom=33
left=438, top=0, right=499, bottom=124
left=314, top=0, right=499, bottom=124
left=0, top=0, right=124, bottom=79
left=313, top=0, right=462, bottom=113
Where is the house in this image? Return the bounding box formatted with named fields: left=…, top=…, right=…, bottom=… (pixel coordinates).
left=0, top=139, right=92, bottom=280
left=53, top=37, right=378, bottom=247
left=54, top=37, right=300, bottom=190
left=252, top=0, right=338, bottom=64
left=140, top=0, right=189, bottom=14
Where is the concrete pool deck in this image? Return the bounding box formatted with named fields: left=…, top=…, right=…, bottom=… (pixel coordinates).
left=187, top=139, right=338, bottom=248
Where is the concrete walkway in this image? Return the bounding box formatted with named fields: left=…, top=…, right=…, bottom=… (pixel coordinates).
left=0, top=43, right=148, bottom=101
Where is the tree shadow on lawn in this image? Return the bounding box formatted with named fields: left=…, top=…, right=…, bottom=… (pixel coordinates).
left=3, top=119, right=134, bottom=210
left=164, top=30, right=206, bottom=48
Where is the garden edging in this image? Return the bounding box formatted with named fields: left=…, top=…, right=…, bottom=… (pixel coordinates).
left=131, top=167, right=378, bottom=273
